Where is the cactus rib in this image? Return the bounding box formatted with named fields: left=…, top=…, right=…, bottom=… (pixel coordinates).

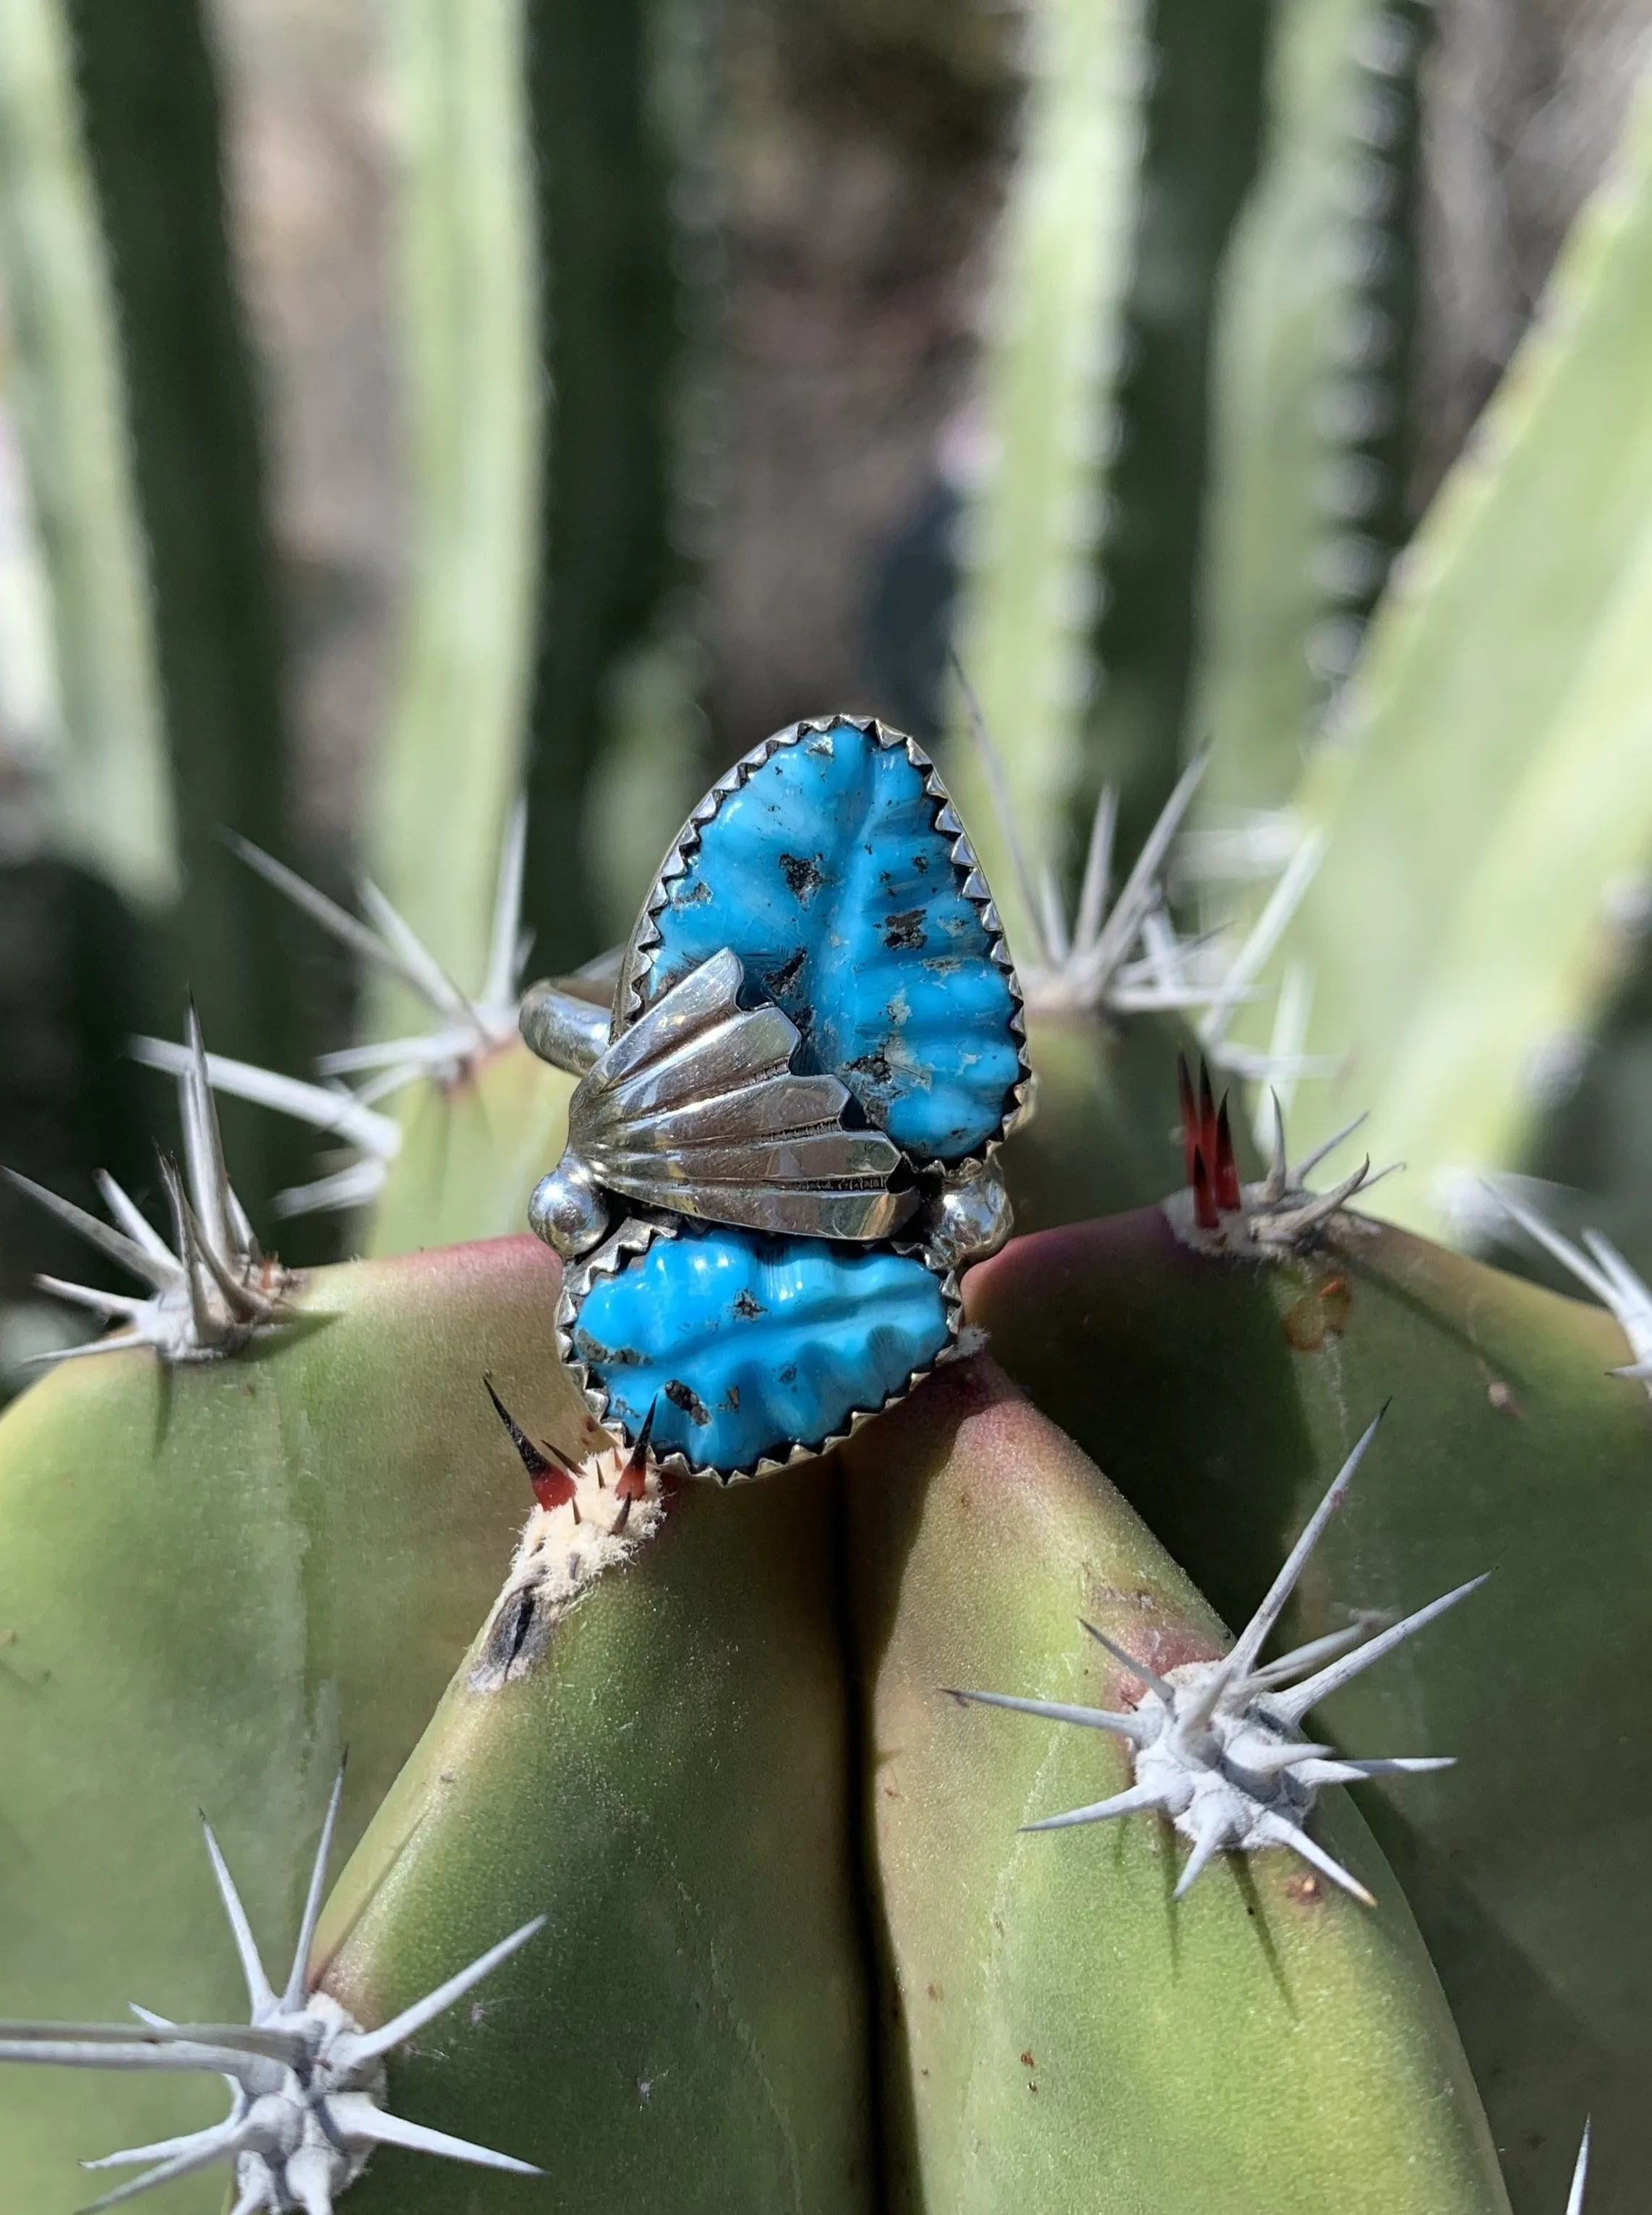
left=0, top=1772, right=542, bottom=2208
left=0, top=0, right=177, bottom=908
left=943, top=0, right=1150, bottom=950
left=12, top=1006, right=288, bottom=1362
left=951, top=1409, right=1481, bottom=1902
left=1241, top=66, right=1652, bottom=1227
left=1192, top=0, right=1426, bottom=811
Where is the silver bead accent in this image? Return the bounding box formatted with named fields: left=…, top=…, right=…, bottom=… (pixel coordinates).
left=529, top=1155, right=612, bottom=1260
left=923, top=1160, right=1014, bottom=1272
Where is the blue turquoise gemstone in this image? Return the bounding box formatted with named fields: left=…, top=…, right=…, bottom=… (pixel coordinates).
left=647, top=719, right=1019, bottom=1161
left=572, top=1222, right=952, bottom=1472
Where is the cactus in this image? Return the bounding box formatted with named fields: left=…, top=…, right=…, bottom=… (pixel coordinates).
left=133, top=812, right=576, bottom=1252
left=0, top=1779, right=545, bottom=2209
left=56, top=0, right=307, bottom=1209
left=839, top=1365, right=1502, bottom=2214
left=288, top=1360, right=1505, bottom=2215
left=312, top=1441, right=870, bottom=2214
left=0, top=0, right=174, bottom=910
left=970, top=1093, right=1652, bottom=2210
left=0, top=1026, right=595, bottom=2207
left=1192, top=0, right=1425, bottom=810
left=371, top=0, right=539, bottom=1021
left=1230, top=65, right=1652, bottom=1232
left=963, top=697, right=1315, bottom=1227
left=943, top=0, right=1150, bottom=942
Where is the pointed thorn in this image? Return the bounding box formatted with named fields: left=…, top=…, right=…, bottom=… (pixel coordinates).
left=1172, top=1805, right=1233, bottom=1898
left=615, top=1402, right=656, bottom=1503
left=1225, top=1407, right=1387, bottom=1684
left=1079, top=1619, right=1176, bottom=1702
left=484, top=1378, right=578, bottom=1513
left=1214, top=1093, right=1242, bottom=1212
left=332, top=1916, right=547, bottom=2067
left=1262, top=1814, right=1375, bottom=1905
left=1271, top=1567, right=1488, bottom=1727
left=941, top=1687, right=1152, bottom=1741
left=1020, top=1781, right=1163, bottom=1832
left=333, top=2094, right=543, bottom=2175
left=5, top=1168, right=175, bottom=1289
left=1198, top=1057, right=1220, bottom=1169
left=200, top=1817, right=276, bottom=2018
left=74, top=2119, right=248, bottom=2209
left=284, top=1762, right=348, bottom=2010
left=1192, top=1147, right=1219, bottom=1232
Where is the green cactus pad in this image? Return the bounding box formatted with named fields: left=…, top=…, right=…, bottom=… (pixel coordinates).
left=1245, top=69, right=1652, bottom=1229
left=943, top=0, right=1148, bottom=942
left=972, top=1209, right=1652, bottom=2211
left=839, top=1358, right=1507, bottom=2215
left=316, top=1457, right=873, bottom=2214
left=1193, top=0, right=1422, bottom=810
left=314, top=1349, right=1504, bottom=2215
left=0, top=1233, right=594, bottom=2214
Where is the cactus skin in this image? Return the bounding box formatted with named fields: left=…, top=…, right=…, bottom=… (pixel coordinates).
left=972, top=1210, right=1652, bottom=2213
left=315, top=1457, right=873, bottom=2214
left=839, top=1358, right=1507, bottom=2215
left=363, top=1041, right=574, bottom=1258
left=1248, top=69, right=1652, bottom=1228
left=944, top=0, right=1149, bottom=947
left=1003, top=1009, right=1258, bottom=1231
left=315, top=1349, right=1503, bottom=2215
left=0, top=1234, right=595, bottom=2214
left=0, top=0, right=175, bottom=910
left=1193, top=0, right=1424, bottom=810
left=373, top=0, right=539, bottom=1021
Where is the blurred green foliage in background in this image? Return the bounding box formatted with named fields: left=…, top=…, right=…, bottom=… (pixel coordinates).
left=2, top=0, right=1652, bottom=1355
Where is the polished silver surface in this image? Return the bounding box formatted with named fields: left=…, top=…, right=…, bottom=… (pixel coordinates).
left=518, top=980, right=611, bottom=1076
left=560, top=948, right=917, bottom=1242
left=922, top=1159, right=1015, bottom=1272
left=528, top=1158, right=611, bottom=1260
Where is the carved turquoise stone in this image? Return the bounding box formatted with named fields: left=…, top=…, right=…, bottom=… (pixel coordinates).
left=646, top=719, right=1019, bottom=1161
left=572, top=1222, right=951, bottom=1472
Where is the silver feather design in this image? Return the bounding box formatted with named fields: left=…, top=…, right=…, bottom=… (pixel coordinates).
left=566, top=948, right=917, bottom=1240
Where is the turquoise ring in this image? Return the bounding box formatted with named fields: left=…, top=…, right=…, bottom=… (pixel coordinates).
left=520, top=716, right=1030, bottom=1480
